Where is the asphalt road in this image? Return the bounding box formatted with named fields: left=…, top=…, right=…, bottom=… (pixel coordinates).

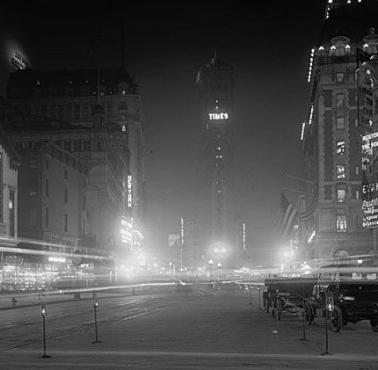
left=0, top=284, right=378, bottom=369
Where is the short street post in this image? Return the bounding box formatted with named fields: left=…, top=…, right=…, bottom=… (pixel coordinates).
left=257, top=287, right=261, bottom=309
left=41, top=305, right=51, bottom=358
left=92, top=300, right=102, bottom=343
left=217, top=262, right=222, bottom=281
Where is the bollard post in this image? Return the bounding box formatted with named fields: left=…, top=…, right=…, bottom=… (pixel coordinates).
left=257, top=288, right=261, bottom=309
left=248, top=286, right=253, bottom=305
left=300, top=287, right=307, bottom=341
left=41, top=305, right=51, bottom=358
left=321, top=304, right=330, bottom=355
left=92, top=300, right=102, bottom=343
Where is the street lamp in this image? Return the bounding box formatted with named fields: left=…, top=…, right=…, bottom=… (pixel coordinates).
left=217, top=262, right=222, bottom=280
left=208, top=259, right=214, bottom=281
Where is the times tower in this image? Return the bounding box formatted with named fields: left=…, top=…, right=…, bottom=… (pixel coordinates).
left=196, top=54, right=234, bottom=265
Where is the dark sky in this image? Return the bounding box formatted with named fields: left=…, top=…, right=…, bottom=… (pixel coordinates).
left=1, top=1, right=326, bottom=264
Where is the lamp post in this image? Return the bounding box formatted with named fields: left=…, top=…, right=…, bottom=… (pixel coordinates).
left=208, top=259, right=214, bottom=281
left=41, top=305, right=50, bottom=358
left=217, top=262, right=222, bottom=280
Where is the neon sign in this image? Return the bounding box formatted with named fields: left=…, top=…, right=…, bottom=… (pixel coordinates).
left=10, top=50, right=29, bottom=70
left=209, top=112, right=229, bottom=121
left=362, top=130, right=378, bottom=228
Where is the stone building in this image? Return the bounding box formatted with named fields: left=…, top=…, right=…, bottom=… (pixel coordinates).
left=300, top=1, right=378, bottom=262
left=0, top=123, right=19, bottom=251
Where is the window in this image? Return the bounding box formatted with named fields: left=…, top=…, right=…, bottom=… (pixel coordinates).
left=64, top=141, right=71, bottom=152
left=336, top=73, right=344, bottom=83
left=336, top=93, right=345, bottom=107
left=29, top=209, right=38, bottom=227
left=337, top=184, right=346, bottom=203
left=97, top=141, right=103, bottom=151
left=336, top=117, right=345, bottom=130
left=64, top=213, right=68, bottom=232
left=74, top=104, right=80, bottom=120
left=64, top=188, right=68, bottom=204
left=355, top=165, right=360, bottom=176
left=355, top=189, right=360, bottom=199
left=45, top=207, right=49, bottom=227
left=337, top=141, right=345, bottom=154
left=83, top=140, right=91, bottom=151
left=336, top=214, right=347, bottom=232
left=73, top=140, right=81, bottom=152
left=336, top=165, right=346, bottom=179
left=324, top=185, right=332, bottom=200
left=45, top=179, right=49, bottom=197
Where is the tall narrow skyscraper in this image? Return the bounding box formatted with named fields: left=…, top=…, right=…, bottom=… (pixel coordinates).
left=196, top=54, right=234, bottom=267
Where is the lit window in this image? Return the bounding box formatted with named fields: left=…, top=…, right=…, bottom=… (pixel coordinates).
left=337, top=185, right=346, bottom=202
left=337, top=141, right=345, bottom=154
left=336, top=214, right=347, bottom=232
left=336, top=93, right=345, bottom=107
left=336, top=117, right=345, bottom=130
left=336, top=73, right=344, bottom=83
left=337, top=165, right=346, bottom=179
left=355, top=166, right=360, bottom=176
left=355, top=190, right=360, bottom=199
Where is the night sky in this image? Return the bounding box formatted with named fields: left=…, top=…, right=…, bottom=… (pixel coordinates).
left=0, top=1, right=327, bottom=264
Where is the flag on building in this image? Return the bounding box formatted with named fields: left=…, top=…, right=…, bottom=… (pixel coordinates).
left=278, top=191, right=297, bottom=242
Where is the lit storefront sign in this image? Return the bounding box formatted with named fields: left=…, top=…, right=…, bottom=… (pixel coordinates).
left=127, top=175, right=133, bottom=208
left=121, top=217, right=133, bottom=245
left=362, top=131, right=378, bottom=228
left=209, top=112, right=229, bottom=121
left=10, top=50, right=29, bottom=70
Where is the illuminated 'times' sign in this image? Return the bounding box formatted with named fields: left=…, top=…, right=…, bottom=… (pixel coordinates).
left=209, top=112, right=229, bottom=121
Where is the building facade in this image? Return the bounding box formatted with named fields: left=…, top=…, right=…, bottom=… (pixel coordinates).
left=0, top=123, right=19, bottom=251
left=6, top=67, right=145, bottom=237
left=300, top=1, right=378, bottom=262
left=4, top=67, right=146, bottom=257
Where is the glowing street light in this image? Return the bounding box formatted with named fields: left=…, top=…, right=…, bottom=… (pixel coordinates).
left=208, top=259, right=214, bottom=281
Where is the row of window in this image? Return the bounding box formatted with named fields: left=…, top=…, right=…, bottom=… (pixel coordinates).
left=17, top=100, right=129, bottom=121
left=324, top=184, right=360, bottom=201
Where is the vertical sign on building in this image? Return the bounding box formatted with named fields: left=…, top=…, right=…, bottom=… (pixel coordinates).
left=362, top=131, right=378, bottom=228
left=0, top=152, right=3, bottom=223
left=242, top=223, right=246, bottom=250
left=127, top=175, right=133, bottom=208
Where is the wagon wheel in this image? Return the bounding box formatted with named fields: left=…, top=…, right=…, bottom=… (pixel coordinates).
left=274, top=298, right=282, bottom=321
left=370, top=318, right=378, bottom=332
left=328, top=306, right=342, bottom=332
left=304, top=302, right=314, bottom=326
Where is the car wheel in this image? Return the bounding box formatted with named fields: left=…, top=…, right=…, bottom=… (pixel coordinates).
left=370, top=318, right=378, bottom=332
left=328, top=306, right=342, bottom=332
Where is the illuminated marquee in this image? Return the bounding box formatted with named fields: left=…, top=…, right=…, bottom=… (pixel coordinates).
left=127, top=175, right=133, bottom=208
left=10, top=50, right=29, bottom=70
left=209, top=112, right=229, bottom=121
left=362, top=131, right=378, bottom=228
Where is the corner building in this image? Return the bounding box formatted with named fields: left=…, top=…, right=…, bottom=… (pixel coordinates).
left=301, top=1, right=378, bottom=261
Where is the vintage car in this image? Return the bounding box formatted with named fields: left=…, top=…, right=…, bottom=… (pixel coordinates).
left=325, top=281, right=378, bottom=332
left=305, top=279, right=378, bottom=332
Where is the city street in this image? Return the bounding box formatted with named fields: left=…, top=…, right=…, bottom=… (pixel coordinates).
left=0, top=284, right=377, bottom=369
